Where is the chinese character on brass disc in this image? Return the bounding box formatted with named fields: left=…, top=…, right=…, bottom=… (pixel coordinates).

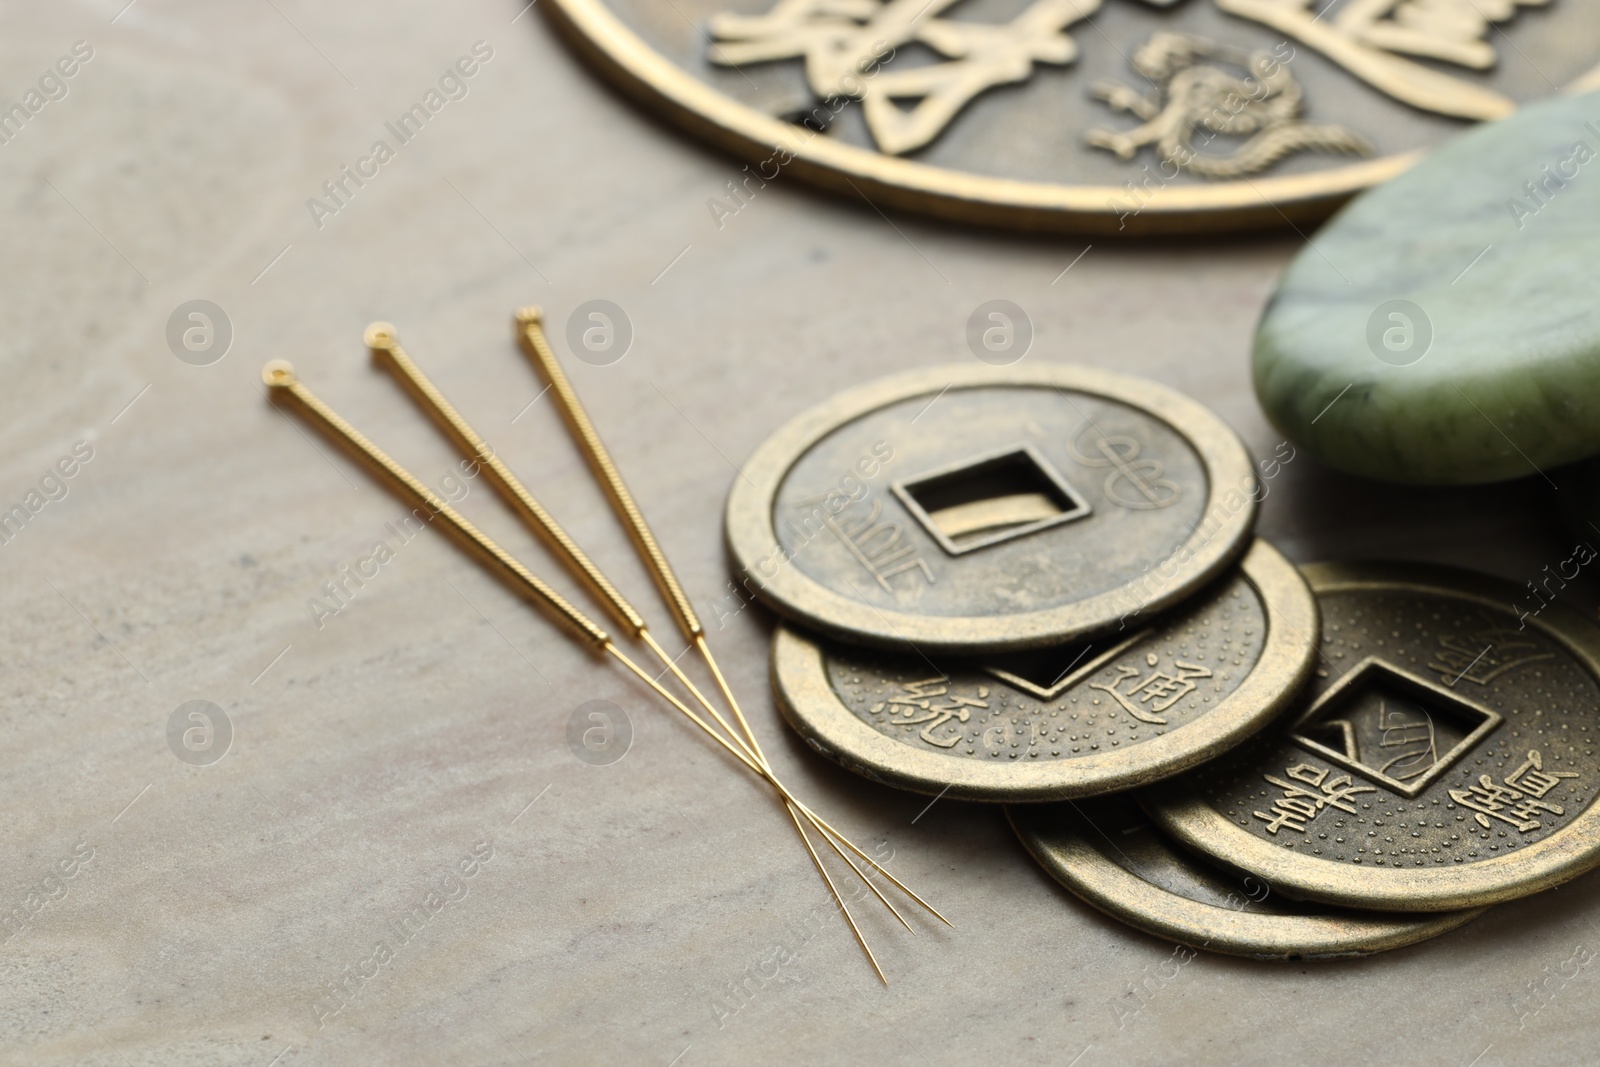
left=727, top=364, right=1260, bottom=655
left=1144, top=562, right=1600, bottom=911
left=1009, top=794, right=1484, bottom=960
left=770, top=539, right=1316, bottom=801
left=541, top=0, right=1600, bottom=234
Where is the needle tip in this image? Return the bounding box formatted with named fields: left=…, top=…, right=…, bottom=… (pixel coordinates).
left=262, top=360, right=297, bottom=389
left=364, top=322, right=399, bottom=351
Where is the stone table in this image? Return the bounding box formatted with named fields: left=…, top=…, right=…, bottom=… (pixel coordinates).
left=0, top=2, right=1594, bottom=1065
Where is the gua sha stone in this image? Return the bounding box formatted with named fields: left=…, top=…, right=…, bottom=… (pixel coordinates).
left=1253, top=91, right=1600, bottom=486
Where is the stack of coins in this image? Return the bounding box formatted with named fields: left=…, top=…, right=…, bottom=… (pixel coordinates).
left=725, top=365, right=1600, bottom=960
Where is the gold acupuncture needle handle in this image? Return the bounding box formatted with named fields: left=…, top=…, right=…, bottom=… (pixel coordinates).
left=263, top=361, right=921, bottom=976
left=364, top=323, right=648, bottom=637
left=356, top=329, right=912, bottom=932
left=515, top=310, right=947, bottom=930
left=361, top=326, right=751, bottom=750
left=368, top=331, right=788, bottom=818
left=261, top=360, right=610, bottom=649
left=515, top=307, right=704, bottom=642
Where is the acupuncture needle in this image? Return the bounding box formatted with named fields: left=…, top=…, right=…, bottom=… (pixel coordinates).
left=515, top=305, right=947, bottom=925
left=263, top=359, right=899, bottom=981
left=513, top=307, right=950, bottom=929
left=512, top=307, right=939, bottom=917
left=360, top=325, right=912, bottom=936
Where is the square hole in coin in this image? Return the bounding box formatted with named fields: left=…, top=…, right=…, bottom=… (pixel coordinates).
left=1291, top=658, right=1502, bottom=798
left=892, top=445, right=1091, bottom=555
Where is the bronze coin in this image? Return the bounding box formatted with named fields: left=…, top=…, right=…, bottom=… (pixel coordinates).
left=1145, top=561, right=1600, bottom=911
left=771, top=539, right=1316, bottom=801
left=1009, top=794, right=1484, bottom=960
left=727, top=363, right=1261, bottom=654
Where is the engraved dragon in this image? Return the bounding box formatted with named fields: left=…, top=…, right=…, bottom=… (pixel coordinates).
left=1085, top=32, right=1373, bottom=178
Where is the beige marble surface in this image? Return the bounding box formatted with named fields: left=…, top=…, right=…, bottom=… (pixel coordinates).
left=2, top=2, right=1598, bottom=1065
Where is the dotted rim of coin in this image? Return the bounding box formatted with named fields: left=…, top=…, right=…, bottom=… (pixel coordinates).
left=727, top=362, right=1261, bottom=654
left=770, top=540, right=1317, bottom=801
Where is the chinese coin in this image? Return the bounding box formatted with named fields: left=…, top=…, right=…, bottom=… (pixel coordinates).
left=1145, top=562, right=1600, bottom=911
left=770, top=539, right=1316, bottom=801
left=727, top=363, right=1262, bottom=654
left=1009, top=794, right=1484, bottom=961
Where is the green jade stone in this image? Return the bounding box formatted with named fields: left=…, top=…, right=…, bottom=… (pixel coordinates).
left=1253, top=91, right=1600, bottom=485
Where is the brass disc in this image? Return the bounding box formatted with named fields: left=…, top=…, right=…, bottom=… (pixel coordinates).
left=727, top=363, right=1259, bottom=654
left=770, top=539, right=1317, bottom=801
left=1008, top=795, right=1485, bottom=960
left=542, top=0, right=1600, bottom=235
left=1145, top=562, right=1600, bottom=911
